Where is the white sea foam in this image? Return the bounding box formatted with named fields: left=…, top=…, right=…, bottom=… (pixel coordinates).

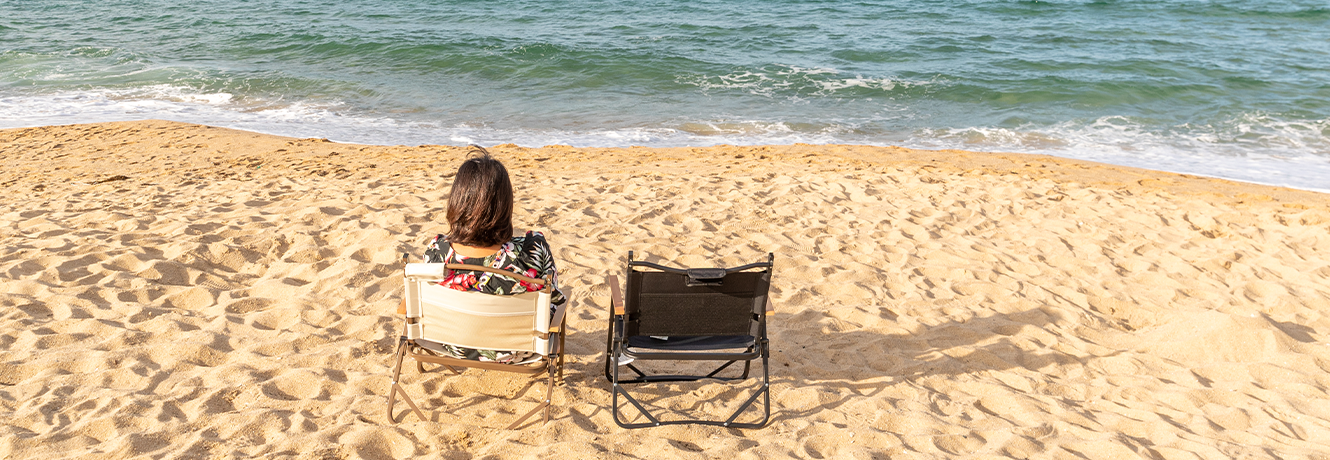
left=677, top=64, right=932, bottom=99
left=2, top=87, right=1327, bottom=193
left=910, top=116, right=1330, bottom=193
left=0, top=87, right=378, bottom=140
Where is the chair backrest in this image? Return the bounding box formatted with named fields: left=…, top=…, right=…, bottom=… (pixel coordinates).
left=403, top=263, right=553, bottom=355
left=623, top=256, right=772, bottom=338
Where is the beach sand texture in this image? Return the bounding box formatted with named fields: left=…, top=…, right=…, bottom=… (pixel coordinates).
left=3, top=120, right=1330, bottom=459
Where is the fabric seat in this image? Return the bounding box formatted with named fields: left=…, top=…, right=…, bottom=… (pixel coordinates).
left=626, top=335, right=753, bottom=351
left=604, top=252, right=774, bottom=428
left=388, top=263, right=567, bottom=429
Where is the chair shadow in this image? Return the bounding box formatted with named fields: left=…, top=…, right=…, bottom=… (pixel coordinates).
left=762, top=305, right=1083, bottom=424
left=599, top=304, right=1081, bottom=427
left=391, top=363, right=553, bottom=429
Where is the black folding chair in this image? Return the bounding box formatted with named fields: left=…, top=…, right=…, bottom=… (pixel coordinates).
left=604, top=252, right=774, bottom=428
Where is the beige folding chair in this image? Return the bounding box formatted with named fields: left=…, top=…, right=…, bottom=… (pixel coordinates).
left=388, top=263, right=567, bottom=429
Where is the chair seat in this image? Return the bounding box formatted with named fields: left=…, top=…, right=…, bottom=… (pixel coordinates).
left=626, top=335, right=754, bottom=351
left=414, top=338, right=452, bottom=355
left=415, top=336, right=555, bottom=355
left=412, top=337, right=553, bottom=366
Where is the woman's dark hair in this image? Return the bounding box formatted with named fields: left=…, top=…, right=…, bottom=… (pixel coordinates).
left=446, top=146, right=513, bottom=247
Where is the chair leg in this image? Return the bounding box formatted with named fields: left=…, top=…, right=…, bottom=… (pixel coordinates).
left=604, top=314, right=618, bottom=381
left=722, top=342, right=772, bottom=428
left=612, top=381, right=661, bottom=428
left=391, top=337, right=408, bottom=378
left=610, top=341, right=662, bottom=428
left=412, top=342, right=431, bottom=373
left=557, top=353, right=565, bottom=383
left=558, top=323, right=567, bottom=383
left=505, top=364, right=554, bottom=430
left=739, top=345, right=755, bottom=379
left=387, top=339, right=427, bottom=423
left=544, top=364, right=554, bottom=424
left=610, top=341, right=773, bottom=428
left=388, top=382, right=427, bottom=423
left=387, top=340, right=405, bottom=422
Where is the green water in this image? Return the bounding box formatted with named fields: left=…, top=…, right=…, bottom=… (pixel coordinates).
left=2, top=0, right=1328, bottom=189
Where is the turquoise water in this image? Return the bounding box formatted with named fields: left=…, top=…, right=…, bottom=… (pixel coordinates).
left=3, top=0, right=1329, bottom=190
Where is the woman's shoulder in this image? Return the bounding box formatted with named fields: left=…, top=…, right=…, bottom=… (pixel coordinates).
left=511, top=230, right=549, bottom=245
left=509, top=231, right=554, bottom=259
left=423, top=234, right=450, bottom=263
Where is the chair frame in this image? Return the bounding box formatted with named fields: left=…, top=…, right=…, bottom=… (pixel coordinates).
left=388, top=263, right=567, bottom=429
left=605, top=252, right=774, bottom=429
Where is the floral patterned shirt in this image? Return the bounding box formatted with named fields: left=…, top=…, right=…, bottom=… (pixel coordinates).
left=421, top=231, right=565, bottom=362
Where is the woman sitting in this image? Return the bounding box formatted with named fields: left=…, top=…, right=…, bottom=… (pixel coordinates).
left=415, top=146, right=566, bottom=363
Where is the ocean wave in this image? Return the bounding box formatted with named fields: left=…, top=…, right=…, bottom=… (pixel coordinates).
left=908, top=115, right=1330, bottom=192
left=676, top=64, right=935, bottom=99
left=0, top=86, right=361, bottom=136
left=2, top=86, right=1328, bottom=193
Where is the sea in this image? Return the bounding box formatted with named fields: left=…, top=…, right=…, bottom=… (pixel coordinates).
left=2, top=0, right=1328, bottom=191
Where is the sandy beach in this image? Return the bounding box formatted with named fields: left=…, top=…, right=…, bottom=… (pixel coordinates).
left=3, top=119, right=1330, bottom=459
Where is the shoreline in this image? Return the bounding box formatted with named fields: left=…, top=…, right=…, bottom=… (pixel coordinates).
left=5, top=113, right=1328, bottom=195
left=2, top=120, right=1329, bottom=458
left=5, top=120, right=1328, bottom=207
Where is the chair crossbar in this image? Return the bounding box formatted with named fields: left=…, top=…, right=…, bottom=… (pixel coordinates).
left=614, top=365, right=749, bottom=384
left=610, top=345, right=772, bottom=429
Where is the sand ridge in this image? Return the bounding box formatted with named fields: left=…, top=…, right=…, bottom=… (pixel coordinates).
left=2, top=120, right=1330, bottom=459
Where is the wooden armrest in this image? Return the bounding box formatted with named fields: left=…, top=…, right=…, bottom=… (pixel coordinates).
left=608, top=274, right=624, bottom=316
left=535, top=302, right=569, bottom=339
left=549, top=301, right=569, bottom=332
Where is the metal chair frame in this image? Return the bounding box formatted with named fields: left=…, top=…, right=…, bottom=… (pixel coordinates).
left=605, top=252, right=774, bottom=428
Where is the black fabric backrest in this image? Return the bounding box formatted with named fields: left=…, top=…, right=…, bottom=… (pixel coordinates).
left=625, top=269, right=770, bottom=338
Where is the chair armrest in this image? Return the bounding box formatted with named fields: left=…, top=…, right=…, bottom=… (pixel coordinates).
left=534, top=301, right=570, bottom=340
left=608, top=274, right=624, bottom=316
left=549, top=300, right=569, bottom=332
